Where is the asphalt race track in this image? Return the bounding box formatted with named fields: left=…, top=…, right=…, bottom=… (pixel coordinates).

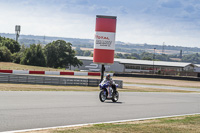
left=0, top=91, right=200, bottom=132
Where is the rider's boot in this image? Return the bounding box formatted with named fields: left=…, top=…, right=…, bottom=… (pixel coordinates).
left=108, top=87, right=112, bottom=98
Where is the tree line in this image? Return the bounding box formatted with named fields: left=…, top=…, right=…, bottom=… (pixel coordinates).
left=0, top=36, right=82, bottom=68
left=115, top=52, right=200, bottom=64
left=75, top=47, right=93, bottom=57
left=75, top=47, right=200, bottom=64
left=2, top=35, right=200, bottom=67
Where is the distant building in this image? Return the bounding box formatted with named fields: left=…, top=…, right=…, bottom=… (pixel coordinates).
left=194, top=65, right=200, bottom=72
left=71, top=56, right=200, bottom=73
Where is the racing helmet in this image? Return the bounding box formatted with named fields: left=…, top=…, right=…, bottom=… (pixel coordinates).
left=106, top=74, right=111, bottom=80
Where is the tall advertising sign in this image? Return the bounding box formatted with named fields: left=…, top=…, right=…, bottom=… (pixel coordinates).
left=93, top=15, right=117, bottom=64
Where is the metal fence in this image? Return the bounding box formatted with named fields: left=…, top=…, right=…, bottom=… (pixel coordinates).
left=0, top=73, right=123, bottom=88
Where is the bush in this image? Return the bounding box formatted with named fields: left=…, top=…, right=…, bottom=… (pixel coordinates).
left=12, top=52, right=22, bottom=63
left=0, top=46, right=12, bottom=62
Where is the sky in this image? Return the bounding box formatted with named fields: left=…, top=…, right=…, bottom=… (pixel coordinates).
left=0, top=0, right=200, bottom=47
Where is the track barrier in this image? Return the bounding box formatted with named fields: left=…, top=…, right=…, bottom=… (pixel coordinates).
left=0, top=73, right=123, bottom=88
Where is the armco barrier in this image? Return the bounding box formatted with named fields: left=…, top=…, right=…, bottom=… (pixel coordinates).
left=0, top=73, right=123, bottom=88
left=0, top=70, right=112, bottom=76
left=114, top=73, right=200, bottom=81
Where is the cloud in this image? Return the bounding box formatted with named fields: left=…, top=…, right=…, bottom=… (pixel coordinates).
left=184, top=5, right=195, bottom=13
left=159, top=0, right=182, bottom=8
left=0, top=0, right=200, bottom=47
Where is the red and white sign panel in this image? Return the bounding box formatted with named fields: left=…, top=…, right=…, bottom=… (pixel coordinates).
left=93, top=15, right=117, bottom=64
left=94, top=32, right=115, bottom=50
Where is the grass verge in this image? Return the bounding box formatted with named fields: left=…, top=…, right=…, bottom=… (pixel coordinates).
left=124, top=82, right=200, bottom=89
left=0, top=83, right=98, bottom=91
left=0, top=62, right=69, bottom=71
left=26, top=114, right=200, bottom=133
left=0, top=83, right=197, bottom=93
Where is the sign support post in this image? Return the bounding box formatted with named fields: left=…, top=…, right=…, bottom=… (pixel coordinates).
left=100, top=65, right=105, bottom=82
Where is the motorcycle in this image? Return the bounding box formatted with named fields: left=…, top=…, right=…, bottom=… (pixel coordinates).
left=99, top=81, right=119, bottom=102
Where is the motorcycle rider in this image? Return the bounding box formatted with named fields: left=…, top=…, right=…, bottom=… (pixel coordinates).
left=101, top=74, right=116, bottom=97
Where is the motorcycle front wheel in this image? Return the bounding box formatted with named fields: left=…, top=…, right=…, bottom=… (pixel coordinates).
left=99, top=90, right=106, bottom=102
left=112, top=91, right=119, bottom=102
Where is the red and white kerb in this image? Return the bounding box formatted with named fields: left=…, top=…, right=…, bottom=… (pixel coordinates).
left=93, top=15, right=117, bottom=64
